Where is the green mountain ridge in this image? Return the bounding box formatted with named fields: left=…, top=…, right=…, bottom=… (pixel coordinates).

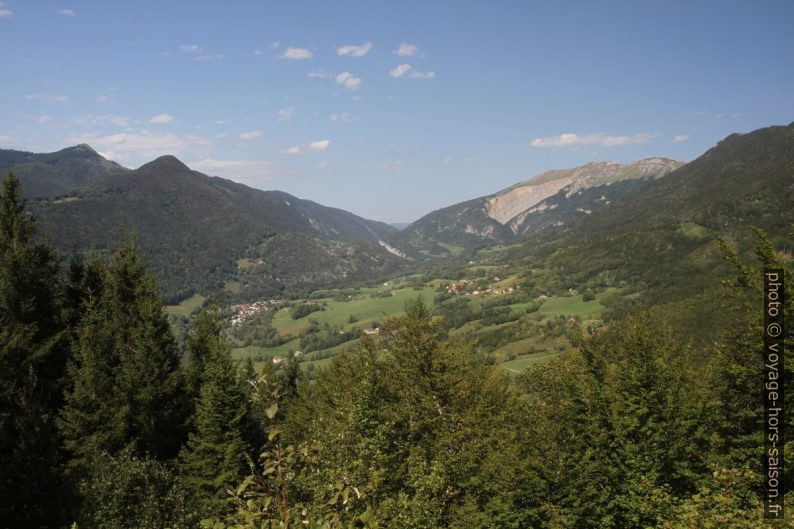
left=10, top=149, right=401, bottom=303
left=0, top=144, right=129, bottom=198
left=501, top=122, right=794, bottom=340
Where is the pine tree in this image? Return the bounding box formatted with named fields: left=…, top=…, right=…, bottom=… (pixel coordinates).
left=0, top=171, right=69, bottom=527
left=178, top=308, right=249, bottom=519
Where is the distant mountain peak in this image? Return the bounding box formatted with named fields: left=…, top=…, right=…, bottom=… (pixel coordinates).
left=73, top=143, right=98, bottom=153
left=138, top=155, right=191, bottom=173
left=390, top=155, right=684, bottom=257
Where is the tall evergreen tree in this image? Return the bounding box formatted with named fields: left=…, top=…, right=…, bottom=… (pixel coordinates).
left=59, top=236, right=187, bottom=468
left=0, top=171, right=69, bottom=527
left=179, top=308, right=249, bottom=519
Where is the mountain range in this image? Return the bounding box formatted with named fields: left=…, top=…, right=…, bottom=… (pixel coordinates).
left=2, top=122, right=792, bottom=307
left=2, top=146, right=400, bottom=302
left=390, top=157, right=683, bottom=256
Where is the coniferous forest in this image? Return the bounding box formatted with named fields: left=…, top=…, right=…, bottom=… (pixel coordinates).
left=1, top=153, right=792, bottom=529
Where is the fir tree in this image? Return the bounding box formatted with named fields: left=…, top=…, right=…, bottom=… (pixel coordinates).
left=178, top=308, right=249, bottom=519
left=0, top=171, right=69, bottom=527
left=59, top=236, right=187, bottom=468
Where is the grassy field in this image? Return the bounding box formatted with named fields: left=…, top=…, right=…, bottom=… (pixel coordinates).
left=238, top=286, right=438, bottom=361
left=436, top=242, right=465, bottom=255
left=497, top=351, right=559, bottom=374
left=165, top=294, right=206, bottom=317
left=274, top=286, right=438, bottom=338
left=476, top=244, right=515, bottom=255
left=534, top=288, right=620, bottom=320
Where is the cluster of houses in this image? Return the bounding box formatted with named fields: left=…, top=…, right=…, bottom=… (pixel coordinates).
left=446, top=278, right=520, bottom=297
left=230, top=299, right=285, bottom=326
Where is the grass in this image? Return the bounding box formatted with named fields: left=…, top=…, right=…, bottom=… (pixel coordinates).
left=272, top=309, right=312, bottom=336
left=223, top=280, right=242, bottom=294
left=537, top=294, right=606, bottom=320
left=436, top=242, right=465, bottom=255
left=276, top=287, right=438, bottom=338
left=680, top=221, right=711, bottom=239
left=476, top=244, right=514, bottom=255
left=232, top=338, right=300, bottom=360
left=245, top=286, right=438, bottom=361
left=497, top=351, right=559, bottom=374
left=165, top=293, right=206, bottom=317
left=492, top=337, right=538, bottom=358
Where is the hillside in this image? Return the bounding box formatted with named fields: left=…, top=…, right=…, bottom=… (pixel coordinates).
left=27, top=152, right=401, bottom=302
left=392, top=157, right=683, bottom=256
left=0, top=144, right=129, bottom=198
left=501, top=122, right=794, bottom=338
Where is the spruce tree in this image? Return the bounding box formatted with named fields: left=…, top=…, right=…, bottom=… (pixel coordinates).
left=59, top=236, right=187, bottom=467
left=178, top=308, right=249, bottom=519
left=0, top=171, right=69, bottom=527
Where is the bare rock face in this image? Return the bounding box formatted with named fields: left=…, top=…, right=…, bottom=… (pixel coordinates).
left=484, top=158, right=683, bottom=226
left=485, top=176, right=575, bottom=224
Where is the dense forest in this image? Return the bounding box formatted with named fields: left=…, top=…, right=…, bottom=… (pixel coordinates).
left=1, top=164, right=792, bottom=528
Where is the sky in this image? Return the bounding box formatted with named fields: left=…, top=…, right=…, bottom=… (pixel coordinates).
left=1, top=1, right=793, bottom=223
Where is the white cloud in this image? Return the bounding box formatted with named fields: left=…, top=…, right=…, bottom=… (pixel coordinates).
left=96, top=94, right=113, bottom=104
left=409, top=70, right=435, bottom=79
left=442, top=157, right=452, bottom=163
left=189, top=158, right=283, bottom=183
left=308, top=69, right=331, bottom=79
left=673, top=134, right=689, bottom=143
left=239, top=130, right=264, bottom=140
left=0, top=4, right=12, bottom=17
left=393, top=43, right=419, bottom=57
left=35, top=115, right=52, bottom=124
left=382, top=161, right=404, bottom=172
left=282, top=47, right=313, bottom=60
left=278, top=107, right=296, bottom=121
left=330, top=112, right=353, bottom=122
left=26, top=94, right=68, bottom=102
left=91, top=115, right=131, bottom=127
left=315, top=160, right=329, bottom=168
left=389, top=64, right=411, bottom=78
left=337, top=42, right=372, bottom=57
left=283, top=139, right=331, bottom=154
left=390, top=64, right=434, bottom=79
left=335, top=72, right=362, bottom=90
left=67, top=130, right=211, bottom=165
left=59, top=9, right=75, bottom=16
left=149, top=113, right=174, bottom=124
left=254, top=49, right=264, bottom=56
left=530, top=132, right=654, bottom=148
left=195, top=53, right=223, bottom=61
left=180, top=44, right=202, bottom=53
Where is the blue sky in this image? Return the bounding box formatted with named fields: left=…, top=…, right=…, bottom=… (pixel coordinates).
left=2, top=1, right=792, bottom=223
